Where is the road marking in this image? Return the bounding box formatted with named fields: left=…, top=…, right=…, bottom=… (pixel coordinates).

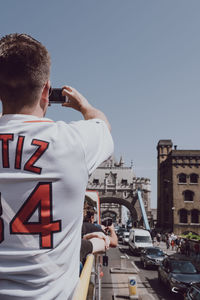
left=131, top=261, right=140, bottom=273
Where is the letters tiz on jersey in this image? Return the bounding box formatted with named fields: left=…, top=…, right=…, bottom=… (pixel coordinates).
left=0, top=134, right=49, bottom=174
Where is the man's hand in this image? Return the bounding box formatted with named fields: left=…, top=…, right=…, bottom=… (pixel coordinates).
left=101, top=224, right=118, bottom=247
left=62, top=86, right=92, bottom=113
left=101, top=224, right=115, bottom=234
left=61, top=86, right=111, bottom=131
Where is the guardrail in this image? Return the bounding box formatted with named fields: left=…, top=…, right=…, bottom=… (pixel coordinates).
left=73, top=254, right=94, bottom=300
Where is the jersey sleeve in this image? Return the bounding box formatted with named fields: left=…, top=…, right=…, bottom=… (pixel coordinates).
left=69, top=119, right=114, bottom=175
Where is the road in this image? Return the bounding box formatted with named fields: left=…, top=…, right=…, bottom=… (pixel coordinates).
left=101, top=243, right=183, bottom=300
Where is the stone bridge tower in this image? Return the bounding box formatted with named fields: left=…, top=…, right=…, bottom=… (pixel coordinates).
left=87, top=156, right=152, bottom=227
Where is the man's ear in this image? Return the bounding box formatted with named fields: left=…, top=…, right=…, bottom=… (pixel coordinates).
left=41, top=80, right=50, bottom=101
left=40, top=80, right=50, bottom=109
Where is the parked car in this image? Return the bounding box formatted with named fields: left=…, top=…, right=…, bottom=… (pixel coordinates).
left=117, top=227, right=126, bottom=242
left=158, top=257, right=200, bottom=295
left=140, top=247, right=166, bottom=269
left=128, top=228, right=153, bottom=254
left=184, top=282, right=200, bottom=300
left=114, top=225, right=120, bottom=235
left=122, top=231, right=130, bottom=245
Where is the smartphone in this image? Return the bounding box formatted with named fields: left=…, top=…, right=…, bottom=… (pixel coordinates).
left=49, top=88, right=67, bottom=104
left=101, top=217, right=112, bottom=227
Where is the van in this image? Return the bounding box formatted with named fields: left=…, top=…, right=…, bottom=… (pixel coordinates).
left=128, top=228, right=153, bottom=254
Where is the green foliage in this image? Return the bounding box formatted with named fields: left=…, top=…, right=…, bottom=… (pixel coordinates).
left=180, top=232, right=200, bottom=241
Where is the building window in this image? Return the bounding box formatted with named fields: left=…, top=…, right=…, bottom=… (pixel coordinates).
left=93, top=179, right=99, bottom=185
left=191, top=209, right=199, bottom=223
left=179, top=209, right=188, bottom=223
left=123, top=191, right=127, bottom=198
left=183, top=190, right=194, bottom=202
left=178, top=173, right=187, bottom=183
left=121, top=179, right=128, bottom=185
left=190, top=173, right=198, bottom=184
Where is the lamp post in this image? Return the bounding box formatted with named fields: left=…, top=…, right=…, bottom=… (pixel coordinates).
left=172, top=207, right=175, bottom=233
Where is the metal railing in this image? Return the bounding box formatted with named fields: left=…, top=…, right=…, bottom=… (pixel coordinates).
left=72, top=252, right=104, bottom=300
left=73, top=254, right=94, bottom=300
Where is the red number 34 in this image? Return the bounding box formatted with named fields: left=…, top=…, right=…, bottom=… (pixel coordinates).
left=0, top=182, right=61, bottom=249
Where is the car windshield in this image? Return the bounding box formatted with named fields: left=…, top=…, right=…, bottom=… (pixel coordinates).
left=171, top=261, right=197, bottom=274
left=146, top=248, right=164, bottom=256
left=135, top=236, right=151, bottom=243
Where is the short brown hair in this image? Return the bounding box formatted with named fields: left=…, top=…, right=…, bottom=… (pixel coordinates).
left=0, top=33, right=51, bottom=110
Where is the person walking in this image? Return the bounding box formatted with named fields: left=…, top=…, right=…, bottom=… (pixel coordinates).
left=194, top=242, right=200, bottom=261
left=156, top=232, right=161, bottom=246
left=0, top=33, right=114, bottom=300
left=185, top=239, right=190, bottom=257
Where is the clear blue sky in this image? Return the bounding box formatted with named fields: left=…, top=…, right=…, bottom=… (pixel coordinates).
left=1, top=0, right=200, bottom=208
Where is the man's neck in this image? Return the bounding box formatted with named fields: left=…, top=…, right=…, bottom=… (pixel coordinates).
left=2, top=105, right=45, bottom=118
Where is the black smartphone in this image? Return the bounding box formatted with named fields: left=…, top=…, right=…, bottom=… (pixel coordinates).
left=101, top=217, right=112, bottom=227
left=49, top=88, right=66, bottom=104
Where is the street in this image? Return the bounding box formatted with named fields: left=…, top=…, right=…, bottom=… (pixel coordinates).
left=101, top=242, right=183, bottom=300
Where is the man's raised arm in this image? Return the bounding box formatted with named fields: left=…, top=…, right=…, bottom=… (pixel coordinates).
left=62, top=86, right=111, bottom=131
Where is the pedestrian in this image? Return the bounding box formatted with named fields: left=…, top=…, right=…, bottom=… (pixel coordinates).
left=171, top=239, right=175, bottom=251
left=194, top=242, right=200, bottom=261
left=175, top=237, right=181, bottom=253
left=165, top=235, right=170, bottom=249
left=0, top=33, right=114, bottom=300
left=156, top=232, right=161, bottom=246
left=185, top=239, right=190, bottom=257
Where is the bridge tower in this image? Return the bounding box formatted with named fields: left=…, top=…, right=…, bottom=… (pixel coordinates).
left=87, top=156, right=152, bottom=227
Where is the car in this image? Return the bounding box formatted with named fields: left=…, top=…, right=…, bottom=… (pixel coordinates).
left=140, top=247, right=166, bottom=269
left=158, top=257, right=200, bottom=295
left=128, top=228, right=153, bottom=254
left=184, top=282, right=200, bottom=299
left=122, top=231, right=130, bottom=245
left=117, top=227, right=126, bottom=242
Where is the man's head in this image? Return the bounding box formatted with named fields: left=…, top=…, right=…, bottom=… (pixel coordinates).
left=0, top=33, right=51, bottom=113
left=83, top=209, right=96, bottom=223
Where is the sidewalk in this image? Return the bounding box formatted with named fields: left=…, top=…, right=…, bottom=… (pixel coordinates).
left=158, top=241, right=200, bottom=271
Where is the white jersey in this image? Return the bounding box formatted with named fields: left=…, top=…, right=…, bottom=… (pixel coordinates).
left=0, top=114, right=114, bottom=300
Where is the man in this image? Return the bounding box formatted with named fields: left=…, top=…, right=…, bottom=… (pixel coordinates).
left=0, top=33, right=114, bottom=299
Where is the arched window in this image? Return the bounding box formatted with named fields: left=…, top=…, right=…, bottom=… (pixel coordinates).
left=183, top=190, right=194, bottom=202
left=191, top=210, right=199, bottom=223
left=178, top=173, right=187, bottom=183
left=179, top=209, right=188, bottom=223
left=190, top=173, right=198, bottom=184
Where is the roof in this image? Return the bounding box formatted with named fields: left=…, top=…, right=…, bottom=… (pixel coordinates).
left=171, top=150, right=200, bottom=157
left=157, top=140, right=173, bottom=146
left=130, top=228, right=151, bottom=235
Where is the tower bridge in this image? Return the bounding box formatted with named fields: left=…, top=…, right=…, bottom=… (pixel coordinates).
left=86, top=156, right=152, bottom=227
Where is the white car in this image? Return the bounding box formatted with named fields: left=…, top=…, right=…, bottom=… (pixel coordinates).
left=122, top=231, right=130, bottom=245
left=128, top=228, right=153, bottom=254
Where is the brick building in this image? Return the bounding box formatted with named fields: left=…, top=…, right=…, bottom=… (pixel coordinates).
left=157, top=140, right=200, bottom=235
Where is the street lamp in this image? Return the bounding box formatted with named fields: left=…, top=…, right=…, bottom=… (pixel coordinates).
left=172, top=207, right=175, bottom=232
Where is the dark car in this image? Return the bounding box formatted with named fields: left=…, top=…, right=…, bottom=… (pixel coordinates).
left=117, top=227, right=126, bottom=242
left=140, top=247, right=166, bottom=269
left=158, top=257, right=200, bottom=295
left=184, top=282, right=200, bottom=300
